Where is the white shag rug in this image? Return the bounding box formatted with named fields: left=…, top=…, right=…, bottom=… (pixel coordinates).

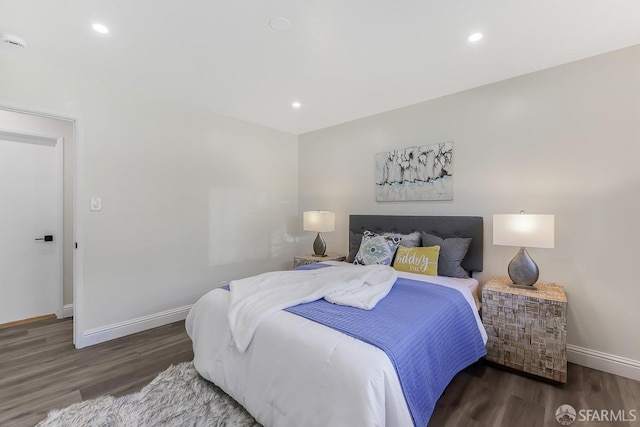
left=37, top=362, right=261, bottom=427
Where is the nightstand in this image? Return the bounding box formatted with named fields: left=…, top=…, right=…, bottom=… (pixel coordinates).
left=482, top=277, right=568, bottom=382
left=293, top=253, right=346, bottom=268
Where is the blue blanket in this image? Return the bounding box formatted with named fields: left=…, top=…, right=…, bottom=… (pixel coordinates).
left=286, top=263, right=486, bottom=426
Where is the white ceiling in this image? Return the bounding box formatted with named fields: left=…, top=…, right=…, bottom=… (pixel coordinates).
left=1, top=1, right=640, bottom=134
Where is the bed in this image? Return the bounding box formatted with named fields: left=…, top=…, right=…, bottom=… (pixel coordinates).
left=186, top=215, right=487, bottom=427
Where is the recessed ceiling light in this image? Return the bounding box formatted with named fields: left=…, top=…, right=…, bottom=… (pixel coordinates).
left=468, top=32, right=483, bottom=43
left=270, top=17, right=291, bottom=32
left=292, top=101, right=301, bottom=109
left=92, top=23, right=109, bottom=34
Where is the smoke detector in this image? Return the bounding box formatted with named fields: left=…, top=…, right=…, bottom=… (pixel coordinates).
left=0, top=33, right=28, bottom=48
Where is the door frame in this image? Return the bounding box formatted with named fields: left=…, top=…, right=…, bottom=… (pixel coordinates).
left=0, top=129, right=64, bottom=320
left=0, top=103, right=83, bottom=348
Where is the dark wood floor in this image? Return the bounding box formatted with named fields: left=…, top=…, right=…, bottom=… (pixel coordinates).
left=0, top=318, right=193, bottom=426
left=431, top=359, right=640, bottom=427
left=1, top=318, right=639, bottom=427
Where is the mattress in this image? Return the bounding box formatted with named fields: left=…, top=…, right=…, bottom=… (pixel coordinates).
left=186, top=263, right=486, bottom=427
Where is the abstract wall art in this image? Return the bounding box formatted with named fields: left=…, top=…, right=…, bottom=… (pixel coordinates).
left=375, top=142, right=453, bottom=201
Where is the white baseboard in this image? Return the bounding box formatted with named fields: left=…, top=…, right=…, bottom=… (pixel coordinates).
left=77, top=305, right=193, bottom=348
left=62, top=304, right=73, bottom=318
left=567, top=344, right=640, bottom=382
left=72, top=305, right=640, bottom=382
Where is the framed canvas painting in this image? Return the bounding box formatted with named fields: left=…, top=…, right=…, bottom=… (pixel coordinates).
left=375, top=142, right=453, bottom=201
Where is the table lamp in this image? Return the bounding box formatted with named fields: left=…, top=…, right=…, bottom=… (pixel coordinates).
left=303, top=211, right=335, bottom=257
left=493, top=211, right=554, bottom=287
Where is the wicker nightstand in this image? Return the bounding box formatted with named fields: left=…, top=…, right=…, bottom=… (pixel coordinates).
left=482, top=277, right=568, bottom=382
left=293, top=253, right=346, bottom=268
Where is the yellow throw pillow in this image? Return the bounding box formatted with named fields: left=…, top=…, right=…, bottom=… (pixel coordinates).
left=393, top=245, right=440, bottom=276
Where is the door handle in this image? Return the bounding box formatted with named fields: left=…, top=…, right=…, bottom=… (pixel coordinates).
left=35, top=235, right=54, bottom=242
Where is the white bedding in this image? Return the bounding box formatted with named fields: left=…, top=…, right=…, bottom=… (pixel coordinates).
left=228, top=264, right=398, bottom=352
left=186, top=263, right=486, bottom=427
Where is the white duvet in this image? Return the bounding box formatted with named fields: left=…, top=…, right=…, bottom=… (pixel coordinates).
left=228, top=264, right=398, bottom=352
left=186, top=262, right=486, bottom=427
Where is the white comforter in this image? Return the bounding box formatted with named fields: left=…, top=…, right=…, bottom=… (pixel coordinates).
left=229, top=264, right=398, bottom=352
left=186, top=262, right=486, bottom=427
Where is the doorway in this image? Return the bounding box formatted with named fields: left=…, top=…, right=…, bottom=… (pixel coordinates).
left=0, top=108, right=75, bottom=336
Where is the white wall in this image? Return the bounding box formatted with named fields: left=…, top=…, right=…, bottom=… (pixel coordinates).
left=298, top=45, right=640, bottom=375
left=0, top=110, right=74, bottom=307
left=0, top=52, right=298, bottom=345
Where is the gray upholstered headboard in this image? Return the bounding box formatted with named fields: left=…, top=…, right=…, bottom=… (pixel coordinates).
left=349, top=215, right=483, bottom=273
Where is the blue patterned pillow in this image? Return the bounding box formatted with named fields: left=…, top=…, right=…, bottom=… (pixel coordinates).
left=347, top=231, right=420, bottom=262
left=353, top=230, right=401, bottom=266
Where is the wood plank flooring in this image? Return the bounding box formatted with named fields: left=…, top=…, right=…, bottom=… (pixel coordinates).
left=1, top=318, right=639, bottom=427
left=0, top=318, right=193, bottom=426
left=0, top=314, right=57, bottom=330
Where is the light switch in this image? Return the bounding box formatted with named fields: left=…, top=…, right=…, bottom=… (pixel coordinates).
left=90, top=197, right=102, bottom=211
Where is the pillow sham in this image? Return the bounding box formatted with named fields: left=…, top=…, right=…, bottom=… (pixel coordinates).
left=347, top=231, right=420, bottom=262
left=353, top=230, right=401, bottom=266
left=393, top=245, right=440, bottom=276
left=383, top=231, right=421, bottom=248
left=420, top=232, right=472, bottom=278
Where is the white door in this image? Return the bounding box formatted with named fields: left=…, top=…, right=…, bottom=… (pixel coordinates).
left=0, top=130, right=63, bottom=324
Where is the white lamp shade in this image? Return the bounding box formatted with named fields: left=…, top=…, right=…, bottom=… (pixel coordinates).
left=303, top=211, right=335, bottom=233
left=493, top=214, right=554, bottom=248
